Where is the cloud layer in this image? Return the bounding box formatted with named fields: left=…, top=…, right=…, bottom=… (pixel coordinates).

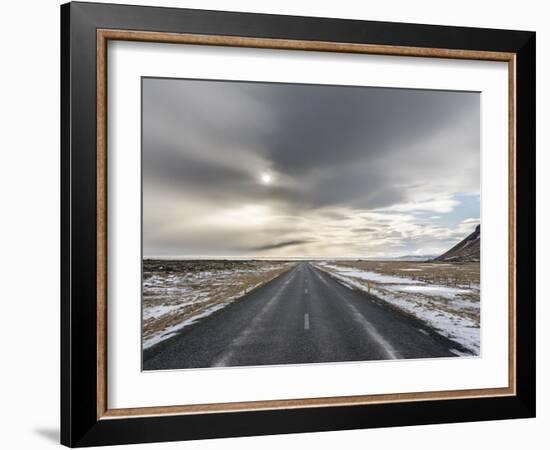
left=143, top=78, right=480, bottom=258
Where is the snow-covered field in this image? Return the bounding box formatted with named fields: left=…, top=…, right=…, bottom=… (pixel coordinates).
left=142, top=260, right=294, bottom=349
left=315, top=261, right=480, bottom=355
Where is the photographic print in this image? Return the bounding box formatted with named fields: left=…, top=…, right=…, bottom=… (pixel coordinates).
left=141, top=78, right=481, bottom=371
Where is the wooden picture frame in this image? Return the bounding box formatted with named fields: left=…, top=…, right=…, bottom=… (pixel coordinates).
left=61, top=2, right=535, bottom=447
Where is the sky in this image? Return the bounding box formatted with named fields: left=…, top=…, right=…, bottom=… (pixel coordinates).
left=142, top=77, right=480, bottom=258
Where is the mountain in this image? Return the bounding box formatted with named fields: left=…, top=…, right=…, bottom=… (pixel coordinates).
left=435, top=225, right=480, bottom=262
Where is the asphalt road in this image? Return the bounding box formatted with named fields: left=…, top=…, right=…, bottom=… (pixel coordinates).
left=143, top=262, right=465, bottom=370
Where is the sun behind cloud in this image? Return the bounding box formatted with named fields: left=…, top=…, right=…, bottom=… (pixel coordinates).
left=260, top=172, right=273, bottom=185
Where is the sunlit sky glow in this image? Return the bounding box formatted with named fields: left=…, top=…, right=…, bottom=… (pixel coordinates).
left=143, top=78, right=480, bottom=258
left=260, top=172, right=272, bottom=185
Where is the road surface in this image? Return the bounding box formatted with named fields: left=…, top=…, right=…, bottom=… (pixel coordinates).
left=143, top=262, right=465, bottom=370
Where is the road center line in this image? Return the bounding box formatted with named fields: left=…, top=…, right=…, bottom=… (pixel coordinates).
left=304, top=288, right=308, bottom=294
left=304, top=313, right=310, bottom=330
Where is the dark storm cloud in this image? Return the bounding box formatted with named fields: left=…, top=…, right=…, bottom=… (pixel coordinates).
left=262, top=84, right=477, bottom=175
left=352, top=228, right=376, bottom=233
left=143, top=79, right=478, bottom=207
left=243, top=239, right=314, bottom=252
left=142, top=77, right=480, bottom=257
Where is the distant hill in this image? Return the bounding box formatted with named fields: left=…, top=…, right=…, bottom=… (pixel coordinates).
left=392, top=254, right=437, bottom=261
left=354, top=254, right=436, bottom=262
left=435, top=225, right=480, bottom=262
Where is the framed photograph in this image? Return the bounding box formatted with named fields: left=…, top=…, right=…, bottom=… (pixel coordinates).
left=61, top=2, right=536, bottom=447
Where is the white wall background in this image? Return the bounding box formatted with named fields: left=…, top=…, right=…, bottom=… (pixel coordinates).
left=0, top=1, right=546, bottom=448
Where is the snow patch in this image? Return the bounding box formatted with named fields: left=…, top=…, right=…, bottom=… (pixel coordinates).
left=319, top=264, right=420, bottom=284
left=389, top=284, right=471, bottom=299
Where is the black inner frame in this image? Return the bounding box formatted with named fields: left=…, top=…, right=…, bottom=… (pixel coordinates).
left=61, top=2, right=536, bottom=447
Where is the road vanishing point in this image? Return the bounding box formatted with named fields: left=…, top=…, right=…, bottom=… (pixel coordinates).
left=143, top=262, right=467, bottom=370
